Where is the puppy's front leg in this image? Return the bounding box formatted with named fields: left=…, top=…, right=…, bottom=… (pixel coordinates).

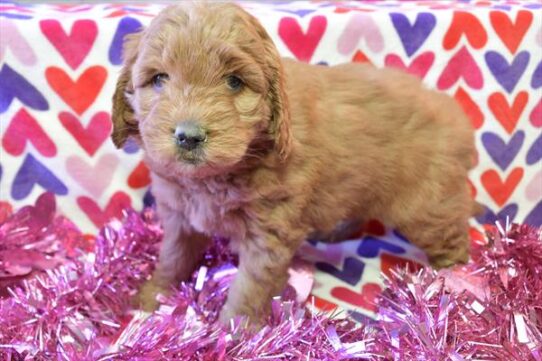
left=139, top=204, right=210, bottom=311
left=219, top=234, right=296, bottom=326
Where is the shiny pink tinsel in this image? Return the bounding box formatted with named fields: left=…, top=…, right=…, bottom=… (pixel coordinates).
left=1, top=194, right=541, bottom=360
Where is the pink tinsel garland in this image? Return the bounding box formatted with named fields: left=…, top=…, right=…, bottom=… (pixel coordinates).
left=0, top=193, right=541, bottom=360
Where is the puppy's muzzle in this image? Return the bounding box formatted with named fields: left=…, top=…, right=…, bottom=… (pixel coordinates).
left=175, top=121, right=207, bottom=151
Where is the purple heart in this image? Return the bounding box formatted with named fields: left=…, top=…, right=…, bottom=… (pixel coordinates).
left=347, top=310, right=374, bottom=324
left=277, top=8, right=317, bottom=17
left=11, top=154, right=68, bottom=200
left=357, top=236, right=406, bottom=258
left=0, top=13, right=33, bottom=20
left=532, top=60, right=542, bottom=89
left=0, top=64, right=48, bottom=113
left=525, top=201, right=542, bottom=227
left=526, top=132, right=542, bottom=165
left=122, top=137, right=140, bottom=154
left=143, top=189, right=155, bottom=208
left=475, top=204, right=518, bottom=225
left=482, top=131, right=524, bottom=171
left=390, top=13, right=436, bottom=57
left=485, top=51, right=529, bottom=93
left=316, top=257, right=365, bottom=286
left=109, top=17, right=143, bottom=65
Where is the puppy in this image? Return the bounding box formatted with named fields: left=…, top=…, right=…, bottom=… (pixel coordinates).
left=111, top=2, right=476, bottom=325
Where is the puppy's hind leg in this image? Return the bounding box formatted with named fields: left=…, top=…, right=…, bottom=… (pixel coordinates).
left=398, top=216, right=470, bottom=269
left=392, top=187, right=472, bottom=269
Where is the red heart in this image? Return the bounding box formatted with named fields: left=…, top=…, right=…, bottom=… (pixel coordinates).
left=311, top=295, right=338, bottom=312
left=46, top=66, right=107, bottom=115
left=2, top=108, right=57, bottom=157
left=78, top=191, right=131, bottom=228
left=530, top=98, right=542, bottom=128
left=330, top=282, right=381, bottom=312
left=59, top=111, right=111, bottom=156
left=384, top=52, right=435, bottom=79
left=0, top=201, right=13, bottom=224
left=278, top=16, right=327, bottom=62
left=481, top=168, right=523, bottom=207
left=40, top=19, right=97, bottom=70
left=443, top=11, right=487, bottom=50
left=128, top=161, right=151, bottom=189
left=488, top=91, right=528, bottom=134
left=490, top=10, right=533, bottom=54
left=352, top=50, right=372, bottom=65
left=380, top=253, right=422, bottom=278
left=437, top=47, right=483, bottom=90
left=454, top=87, right=484, bottom=129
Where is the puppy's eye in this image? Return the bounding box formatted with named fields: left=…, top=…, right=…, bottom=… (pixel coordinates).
left=225, top=75, right=244, bottom=91
left=151, top=73, right=169, bottom=90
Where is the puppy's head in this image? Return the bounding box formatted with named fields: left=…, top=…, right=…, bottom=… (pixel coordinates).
left=111, top=2, right=291, bottom=177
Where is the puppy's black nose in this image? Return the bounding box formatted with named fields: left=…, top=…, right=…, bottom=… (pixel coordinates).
left=175, top=121, right=206, bottom=151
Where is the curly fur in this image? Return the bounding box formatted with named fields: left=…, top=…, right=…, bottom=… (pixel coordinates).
left=111, top=2, right=477, bottom=324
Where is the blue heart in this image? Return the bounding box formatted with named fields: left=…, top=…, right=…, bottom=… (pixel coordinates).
left=525, top=201, right=542, bottom=227
left=393, top=230, right=410, bottom=243
left=316, top=257, right=365, bottom=286
left=526, top=132, right=542, bottom=165
left=485, top=51, right=530, bottom=93
left=357, top=236, right=406, bottom=258
left=532, top=61, right=542, bottom=89
left=0, top=64, right=48, bottom=113
left=109, top=17, right=143, bottom=65
left=11, top=154, right=68, bottom=200
left=476, top=204, right=518, bottom=224
left=482, top=131, right=525, bottom=171
left=390, top=13, right=436, bottom=57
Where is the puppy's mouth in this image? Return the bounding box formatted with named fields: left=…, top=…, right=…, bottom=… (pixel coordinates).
left=176, top=148, right=206, bottom=165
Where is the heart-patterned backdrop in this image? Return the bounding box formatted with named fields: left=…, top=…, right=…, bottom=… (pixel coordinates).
left=0, top=0, right=541, bottom=320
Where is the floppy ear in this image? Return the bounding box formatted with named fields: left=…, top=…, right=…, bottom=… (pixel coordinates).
left=111, top=32, right=143, bottom=148
left=241, top=9, right=292, bottom=161
left=265, top=42, right=292, bottom=162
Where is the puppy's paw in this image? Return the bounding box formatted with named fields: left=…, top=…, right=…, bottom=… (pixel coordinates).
left=429, top=247, right=469, bottom=269
left=137, top=279, right=169, bottom=312
left=218, top=303, right=265, bottom=331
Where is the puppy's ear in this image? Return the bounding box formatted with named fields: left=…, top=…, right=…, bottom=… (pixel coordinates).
left=111, top=32, right=142, bottom=148
left=241, top=9, right=292, bottom=161
left=265, top=44, right=292, bottom=162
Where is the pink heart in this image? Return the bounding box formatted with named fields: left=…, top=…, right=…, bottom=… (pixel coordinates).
left=530, top=99, right=542, bottom=127
left=278, top=16, right=327, bottom=62
left=437, top=46, right=483, bottom=90
left=338, top=13, right=383, bottom=55
left=2, top=108, right=57, bottom=157
left=40, top=19, right=97, bottom=70
left=59, top=111, right=111, bottom=156
left=384, top=51, right=435, bottom=79
left=0, top=20, right=36, bottom=65
left=77, top=191, right=131, bottom=228
left=66, top=154, right=119, bottom=198
left=526, top=170, right=542, bottom=202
